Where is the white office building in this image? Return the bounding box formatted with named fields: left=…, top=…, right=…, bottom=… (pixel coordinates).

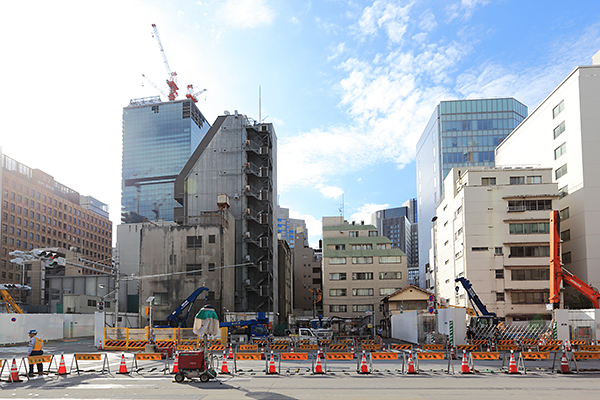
left=435, top=167, right=558, bottom=322
left=495, top=52, right=600, bottom=291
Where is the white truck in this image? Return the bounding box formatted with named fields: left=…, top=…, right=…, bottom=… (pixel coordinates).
left=298, top=327, right=332, bottom=342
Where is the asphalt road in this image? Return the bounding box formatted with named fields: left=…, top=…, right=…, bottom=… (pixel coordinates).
left=1, top=339, right=599, bottom=399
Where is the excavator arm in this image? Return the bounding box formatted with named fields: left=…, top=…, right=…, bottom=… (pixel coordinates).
left=0, top=289, right=24, bottom=313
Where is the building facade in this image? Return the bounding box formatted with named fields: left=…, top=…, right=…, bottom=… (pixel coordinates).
left=435, top=167, right=558, bottom=322
left=276, top=206, right=307, bottom=248
left=1, top=149, right=113, bottom=307
left=416, top=98, right=528, bottom=289
left=292, top=230, right=322, bottom=314
left=121, top=97, right=210, bottom=223
left=321, top=217, right=407, bottom=327
left=495, top=55, right=600, bottom=292
left=174, top=112, right=278, bottom=318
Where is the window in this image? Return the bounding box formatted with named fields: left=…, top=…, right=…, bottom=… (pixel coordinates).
left=353, top=304, right=374, bottom=312
left=208, top=263, right=215, bottom=271
left=329, top=257, right=346, bottom=265
left=368, top=231, right=378, bottom=237
left=509, top=222, right=550, bottom=234
left=510, top=176, right=525, bottom=185
left=349, top=231, right=359, bottom=237
left=352, top=272, right=373, bottom=280
left=379, top=288, right=399, bottom=296
left=554, top=121, right=566, bottom=139
left=527, top=176, right=542, bottom=184
left=379, top=271, right=402, bottom=280
left=186, top=264, right=202, bottom=276
left=87, top=299, right=97, bottom=307
left=313, top=278, right=321, bottom=284
left=509, top=246, right=550, bottom=257
left=555, top=164, right=568, bottom=179
left=379, top=256, right=402, bottom=263
left=376, top=244, right=387, bottom=249
left=208, top=235, right=216, bottom=244
left=329, top=288, right=347, bottom=297
left=329, top=272, right=346, bottom=281
left=472, top=247, right=489, bottom=251
left=562, top=252, right=572, bottom=264
left=559, top=207, right=570, bottom=221
left=153, top=293, right=169, bottom=306
left=329, top=305, right=347, bottom=313
left=512, top=292, right=549, bottom=304
left=553, top=100, right=564, bottom=118
left=495, top=269, right=504, bottom=279
left=511, top=269, right=549, bottom=281
left=507, top=199, right=552, bottom=212
left=334, top=244, right=346, bottom=250
left=351, top=244, right=372, bottom=250
left=558, top=185, right=568, bottom=199
left=561, top=229, right=571, bottom=242
left=312, top=267, right=321, bottom=273
left=186, top=236, right=202, bottom=248
left=352, top=288, right=373, bottom=296
left=352, top=256, right=373, bottom=264
left=554, top=143, right=567, bottom=159
left=496, top=293, right=505, bottom=302
left=481, top=177, right=496, bottom=185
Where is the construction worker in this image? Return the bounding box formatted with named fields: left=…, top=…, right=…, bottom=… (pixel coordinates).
left=27, top=329, right=44, bottom=376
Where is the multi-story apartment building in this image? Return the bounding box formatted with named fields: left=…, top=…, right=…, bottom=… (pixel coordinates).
left=435, top=167, right=558, bottom=322
left=495, top=53, right=600, bottom=291
left=292, top=230, right=322, bottom=314
left=276, top=206, right=307, bottom=248
left=174, top=112, right=278, bottom=318
left=416, top=98, right=528, bottom=290
left=121, top=96, right=210, bottom=223
left=321, top=217, right=407, bottom=327
left=1, top=149, right=113, bottom=306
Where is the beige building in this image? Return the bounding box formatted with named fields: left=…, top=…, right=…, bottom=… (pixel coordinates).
left=380, top=285, right=433, bottom=336
left=138, top=209, right=235, bottom=326
left=435, top=167, right=558, bottom=322
left=322, top=217, right=407, bottom=327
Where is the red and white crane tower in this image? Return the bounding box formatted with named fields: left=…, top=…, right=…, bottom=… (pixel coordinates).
left=151, top=23, right=179, bottom=101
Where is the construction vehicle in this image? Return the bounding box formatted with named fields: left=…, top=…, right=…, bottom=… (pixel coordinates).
left=0, top=284, right=29, bottom=313
left=549, top=210, right=600, bottom=308
left=157, top=286, right=210, bottom=328
left=455, top=277, right=499, bottom=331
left=220, top=312, right=270, bottom=341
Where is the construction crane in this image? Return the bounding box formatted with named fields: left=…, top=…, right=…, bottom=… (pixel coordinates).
left=151, top=23, right=179, bottom=101
left=142, top=74, right=168, bottom=99
left=186, top=84, right=207, bottom=103
left=0, top=284, right=30, bottom=313
left=549, top=210, right=600, bottom=308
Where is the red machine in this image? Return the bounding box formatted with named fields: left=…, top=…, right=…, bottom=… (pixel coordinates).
left=549, top=210, right=600, bottom=308
left=174, top=352, right=217, bottom=383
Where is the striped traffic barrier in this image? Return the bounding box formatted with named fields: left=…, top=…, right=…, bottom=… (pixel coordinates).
left=70, top=353, right=110, bottom=375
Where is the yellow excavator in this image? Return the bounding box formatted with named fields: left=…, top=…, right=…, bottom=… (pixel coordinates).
left=0, top=284, right=29, bottom=313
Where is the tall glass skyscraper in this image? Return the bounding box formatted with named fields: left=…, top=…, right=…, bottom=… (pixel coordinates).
left=416, top=98, right=527, bottom=289
left=121, top=97, right=210, bottom=222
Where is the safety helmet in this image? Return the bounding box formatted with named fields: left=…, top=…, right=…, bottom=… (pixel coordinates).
left=28, top=329, right=37, bottom=335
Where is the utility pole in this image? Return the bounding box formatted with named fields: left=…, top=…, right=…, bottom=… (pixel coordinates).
left=114, top=257, right=120, bottom=327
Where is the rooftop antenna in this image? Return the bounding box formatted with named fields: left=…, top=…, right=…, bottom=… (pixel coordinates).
left=259, top=85, right=262, bottom=123
left=338, top=194, right=344, bottom=218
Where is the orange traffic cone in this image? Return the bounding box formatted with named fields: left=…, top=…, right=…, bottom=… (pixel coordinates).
left=9, top=358, right=22, bottom=383
left=507, top=350, right=519, bottom=374
left=117, top=353, right=129, bottom=374
left=98, top=339, right=103, bottom=350
left=460, top=350, right=471, bottom=374
left=221, top=351, right=230, bottom=374
left=450, top=346, right=456, bottom=360
left=314, top=354, right=324, bottom=374
left=260, top=344, right=265, bottom=360
left=171, top=354, right=179, bottom=374
left=351, top=344, right=355, bottom=358
left=559, top=352, right=571, bottom=374
left=267, top=351, right=277, bottom=374
left=528, top=344, right=532, bottom=352
left=407, top=352, right=417, bottom=374
left=57, top=354, right=68, bottom=375
left=359, top=351, right=369, bottom=374
left=228, top=343, right=234, bottom=359
left=319, top=346, right=324, bottom=359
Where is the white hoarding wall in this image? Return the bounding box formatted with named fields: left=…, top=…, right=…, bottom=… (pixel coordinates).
left=437, top=307, right=467, bottom=345
left=0, top=313, right=94, bottom=345
left=390, top=310, right=418, bottom=344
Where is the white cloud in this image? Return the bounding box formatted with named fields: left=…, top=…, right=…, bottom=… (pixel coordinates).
left=327, top=42, right=346, bottom=62
left=419, top=10, right=437, bottom=31
left=289, top=16, right=299, bottom=24
left=317, top=184, right=344, bottom=200
left=289, top=211, right=322, bottom=248
left=446, top=0, right=489, bottom=22
left=355, top=1, right=413, bottom=43
left=349, top=203, right=389, bottom=225
left=220, top=0, right=275, bottom=29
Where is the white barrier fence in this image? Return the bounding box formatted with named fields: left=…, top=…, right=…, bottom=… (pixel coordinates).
left=0, top=313, right=94, bottom=345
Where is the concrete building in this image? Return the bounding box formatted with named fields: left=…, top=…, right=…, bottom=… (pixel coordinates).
left=380, top=285, right=433, bottom=336
left=174, top=112, right=278, bottom=318
left=371, top=198, right=418, bottom=285
left=321, top=217, right=407, bottom=327
left=121, top=97, right=210, bottom=223
left=495, top=53, right=600, bottom=292
left=1, top=149, right=113, bottom=308
left=276, top=206, right=307, bottom=248
left=277, top=239, right=292, bottom=323
left=138, top=208, right=235, bottom=325
left=434, top=167, right=558, bottom=322
left=416, top=98, right=528, bottom=289
left=292, top=230, right=322, bottom=315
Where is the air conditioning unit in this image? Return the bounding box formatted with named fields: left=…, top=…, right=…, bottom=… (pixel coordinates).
left=259, top=146, right=269, bottom=155
left=259, top=213, right=269, bottom=224
left=259, top=261, right=269, bottom=272
left=259, top=285, right=269, bottom=296
left=260, top=125, right=268, bottom=132
left=260, top=237, right=269, bottom=248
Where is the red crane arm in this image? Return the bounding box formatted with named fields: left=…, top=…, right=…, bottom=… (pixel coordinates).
left=561, top=269, right=600, bottom=308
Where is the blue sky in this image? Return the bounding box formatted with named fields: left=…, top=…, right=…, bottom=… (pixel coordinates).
left=2, top=0, right=600, bottom=247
